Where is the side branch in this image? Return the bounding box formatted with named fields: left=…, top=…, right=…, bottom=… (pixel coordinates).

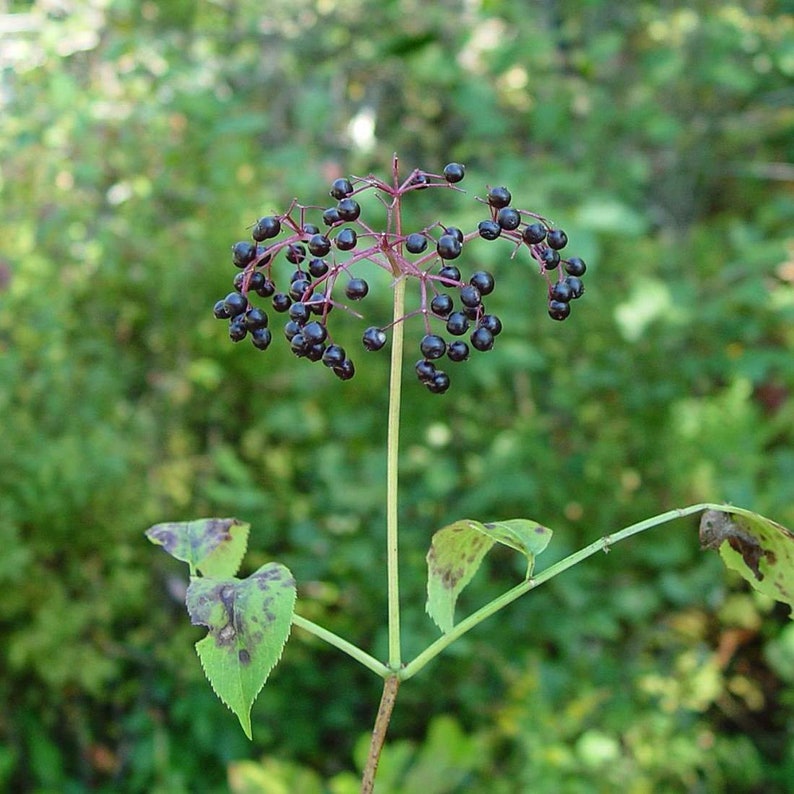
left=361, top=674, right=401, bottom=793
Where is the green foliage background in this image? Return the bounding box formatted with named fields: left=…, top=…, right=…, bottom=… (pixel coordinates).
left=1, top=0, right=793, bottom=790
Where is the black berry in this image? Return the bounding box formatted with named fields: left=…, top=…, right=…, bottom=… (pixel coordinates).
left=229, top=320, right=247, bottom=342
left=223, top=292, right=248, bottom=317
left=550, top=280, right=573, bottom=303
left=447, top=340, right=469, bottom=362
left=540, top=248, right=561, bottom=269
left=289, top=278, right=312, bottom=301
left=345, top=278, right=369, bottom=300
left=548, top=300, right=571, bottom=320
left=286, top=243, right=306, bottom=264
left=415, top=359, right=437, bottom=384
left=288, top=302, right=311, bottom=323
left=330, top=177, right=354, bottom=199
left=302, top=320, right=328, bottom=344
left=430, top=293, right=454, bottom=317
left=479, top=314, right=502, bottom=336
left=478, top=220, right=501, bottom=241
left=252, top=216, right=281, bottom=241
left=427, top=370, right=450, bottom=394
left=308, top=258, right=329, bottom=277
left=487, top=186, right=512, bottom=209
left=322, top=207, right=341, bottom=226
left=546, top=229, right=568, bottom=250
left=438, top=265, right=461, bottom=283
left=522, top=223, right=546, bottom=244
left=272, top=293, right=292, bottom=312
left=336, top=198, right=361, bottom=221
left=443, top=163, right=465, bottom=183
left=244, top=307, right=269, bottom=329
left=333, top=359, right=356, bottom=380
left=446, top=311, right=469, bottom=336
left=362, top=326, right=387, bottom=351
left=308, top=234, right=331, bottom=257
left=470, top=327, right=494, bottom=351
left=256, top=278, right=276, bottom=298
left=406, top=233, right=428, bottom=254
left=564, top=257, right=586, bottom=277
left=565, top=275, right=585, bottom=299
left=497, top=207, right=521, bottom=231
left=322, top=344, right=346, bottom=367
left=470, top=271, right=495, bottom=295
left=232, top=241, right=257, bottom=268
left=335, top=228, right=357, bottom=251
left=444, top=226, right=464, bottom=243
left=250, top=327, right=272, bottom=350
left=213, top=299, right=231, bottom=319
left=302, top=223, right=320, bottom=235
left=437, top=234, right=462, bottom=260
left=420, top=334, right=447, bottom=360
left=459, top=284, right=482, bottom=308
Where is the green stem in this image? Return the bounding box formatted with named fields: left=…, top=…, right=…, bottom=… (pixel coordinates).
left=385, top=274, right=407, bottom=671
left=401, top=502, right=720, bottom=680
left=291, top=613, right=390, bottom=678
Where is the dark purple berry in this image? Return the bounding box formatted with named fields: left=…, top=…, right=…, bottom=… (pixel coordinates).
left=302, top=223, right=320, bottom=235
left=308, top=258, right=329, bottom=277
left=213, top=299, right=231, bottom=319
left=430, top=293, right=454, bottom=317
left=333, top=359, right=356, bottom=380
left=283, top=320, right=301, bottom=340
left=335, top=228, right=357, bottom=251
left=322, top=207, right=341, bottom=226
left=447, top=341, right=469, bottom=362
left=497, top=207, right=521, bottom=231
left=459, top=284, right=482, bottom=308
left=302, top=321, right=328, bottom=344
left=244, top=307, right=269, bottom=329
left=406, top=233, right=428, bottom=254
left=444, top=227, right=464, bottom=243
left=443, top=163, right=465, bottom=183
left=308, top=234, right=331, bottom=257
left=470, top=327, right=494, bottom=351
left=330, top=177, right=354, bottom=199
left=223, top=292, right=248, bottom=317
left=420, top=334, right=447, bottom=360
left=446, top=311, right=469, bottom=336
left=289, top=279, right=312, bottom=301
left=345, top=278, right=369, bottom=300
left=229, top=319, right=247, bottom=342
left=272, top=293, right=291, bottom=312
left=256, top=278, right=276, bottom=298
left=540, top=248, right=560, bottom=269
left=290, top=333, right=309, bottom=356
left=250, top=327, right=272, bottom=350
left=290, top=269, right=308, bottom=283
left=336, top=198, right=361, bottom=221
left=487, top=186, right=512, bottom=209
left=286, top=243, right=306, bottom=265
left=247, top=271, right=266, bottom=292
left=427, top=370, right=450, bottom=394
left=564, top=257, right=586, bottom=277
left=522, top=223, right=547, bottom=244
left=479, top=314, right=503, bottom=336
left=548, top=300, right=571, bottom=320
left=437, top=234, right=462, bottom=260
left=478, top=220, right=501, bottom=240
left=410, top=173, right=430, bottom=190
left=232, top=241, right=257, bottom=268
left=550, top=280, right=573, bottom=303
left=252, top=216, right=281, bottom=241
left=470, top=271, right=495, bottom=295
left=415, top=359, right=437, bottom=384
left=546, top=229, right=568, bottom=250
left=306, top=343, right=326, bottom=362
left=362, top=326, right=387, bottom=351
left=438, top=265, right=461, bottom=283
left=322, top=344, right=346, bottom=368
left=565, top=275, right=585, bottom=299
left=289, top=302, right=311, bottom=323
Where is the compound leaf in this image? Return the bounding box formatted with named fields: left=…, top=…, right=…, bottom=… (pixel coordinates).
left=186, top=562, right=296, bottom=738
left=145, top=517, right=249, bottom=578
left=700, top=507, right=794, bottom=618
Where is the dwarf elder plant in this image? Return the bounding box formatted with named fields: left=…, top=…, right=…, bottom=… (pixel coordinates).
left=146, top=156, right=794, bottom=792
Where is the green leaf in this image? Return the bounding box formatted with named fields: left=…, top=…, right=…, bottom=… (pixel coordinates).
left=186, top=562, right=296, bottom=739
left=145, top=517, right=249, bottom=578
left=699, top=507, right=794, bottom=618
left=426, top=518, right=553, bottom=633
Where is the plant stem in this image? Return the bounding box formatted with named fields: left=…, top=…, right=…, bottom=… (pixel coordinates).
left=361, top=675, right=400, bottom=794
left=385, top=274, right=407, bottom=671
left=291, top=614, right=390, bottom=678
left=401, top=502, right=720, bottom=680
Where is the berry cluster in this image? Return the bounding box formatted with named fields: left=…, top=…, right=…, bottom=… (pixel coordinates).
left=213, top=158, right=586, bottom=393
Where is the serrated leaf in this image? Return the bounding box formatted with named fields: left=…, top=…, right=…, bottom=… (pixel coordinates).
left=426, top=518, right=553, bottom=633
left=186, top=562, right=296, bottom=738
left=699, top=507, right=794, bottom=618
left=145, top=517, right=250, bottom=578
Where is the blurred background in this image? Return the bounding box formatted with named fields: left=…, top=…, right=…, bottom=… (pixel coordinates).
left=1, top=0, right=793, bottom=791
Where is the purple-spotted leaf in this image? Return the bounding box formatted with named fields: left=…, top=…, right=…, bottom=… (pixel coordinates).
left=187, top=562, right=296, bottom=739
left=145, top=518, right=249, bottom=578
left=426, top=518, right=553, bottom=633
left=699, top=507, right=794, bottom=617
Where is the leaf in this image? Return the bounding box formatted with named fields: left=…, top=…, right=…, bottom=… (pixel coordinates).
left=186, top=562, right=296, bottom=738
left=426, top=518, right=553, bottom=633
left=145, top=517, right=249, bottom=578
left=699, top=507, right=794, bottom=618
